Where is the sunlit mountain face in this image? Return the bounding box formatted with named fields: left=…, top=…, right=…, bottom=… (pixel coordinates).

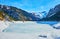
left=0, top=5, right=41, bottom=21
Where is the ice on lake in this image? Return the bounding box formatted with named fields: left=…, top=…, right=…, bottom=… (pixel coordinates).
left=0, top=21, right=60, bottom=39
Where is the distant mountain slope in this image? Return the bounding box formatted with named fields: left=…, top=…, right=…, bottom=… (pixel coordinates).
left=0, top=5, right=40, bottom=21
left=41, top=4, right=60, bottom=21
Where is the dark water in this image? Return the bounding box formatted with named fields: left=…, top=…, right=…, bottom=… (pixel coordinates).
left=36, top=21, right=58, bottom=26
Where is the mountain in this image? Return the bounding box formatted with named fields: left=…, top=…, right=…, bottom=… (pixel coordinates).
left=41, top=11, right=47, bottom=18
left=1, top=4, right=60, bottom=21
left=41, top=4, right=60, bottom=21
left=33, top=11, right=47, bottom=19
left=0, top=5, right=40, bottom=21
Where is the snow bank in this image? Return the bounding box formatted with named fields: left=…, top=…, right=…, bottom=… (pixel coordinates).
left=0, top=21, right=10, bottom=32
left=13, top=21, right=36, bottom=23
left=53, top=22, right=60, bottom=29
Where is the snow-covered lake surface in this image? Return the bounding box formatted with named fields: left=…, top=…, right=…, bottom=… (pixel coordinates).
left=0, top=21, right=60, bottom=39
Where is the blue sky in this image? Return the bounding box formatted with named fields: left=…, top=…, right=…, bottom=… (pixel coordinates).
left=0, top=0, right=60, bottom=12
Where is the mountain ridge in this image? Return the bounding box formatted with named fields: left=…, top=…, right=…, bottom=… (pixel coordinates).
left=0, top=5, right=40, bottom=21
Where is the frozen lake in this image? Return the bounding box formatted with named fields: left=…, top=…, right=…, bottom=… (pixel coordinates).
left=3, top=21, right=57, bottom=33
left=0, top=21, right=60, bottom=39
